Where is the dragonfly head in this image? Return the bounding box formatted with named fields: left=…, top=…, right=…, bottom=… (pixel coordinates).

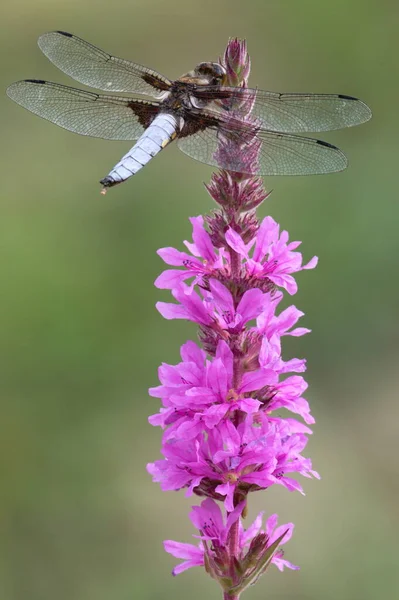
left=194, top=62, right=227, bottom=86
left=178, top=62, right=227, bottom=86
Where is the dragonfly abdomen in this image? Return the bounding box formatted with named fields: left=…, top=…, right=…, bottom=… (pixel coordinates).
left=100, top=113, right=178, bottom=190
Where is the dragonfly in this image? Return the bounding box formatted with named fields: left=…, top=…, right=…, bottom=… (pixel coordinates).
left=7, top=31, right=372, bottom=192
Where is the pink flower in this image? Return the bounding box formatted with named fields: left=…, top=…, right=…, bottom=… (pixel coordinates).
left=164, top=498, right=244, bottom=575
left=225, top=216, right=318, bottom=294
left=269, top=375, right=315, bottom=425
left=147, top=415, right=318, bottom=511
left=155, top=216, right=227, bottom=292
left=149, top=339, right=277, bottom=436
left=256, top=294, right=312, bottom=339
left=156, top=279, right=268, bottom=333
left=164, top=498, right=298, bottom=577
left=240, top=512, right=299, bottom=572
left=155, top=215, right=317, bottom=297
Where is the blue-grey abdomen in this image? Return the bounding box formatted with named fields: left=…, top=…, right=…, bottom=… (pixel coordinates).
left=100, top=113, right=178, bottom=189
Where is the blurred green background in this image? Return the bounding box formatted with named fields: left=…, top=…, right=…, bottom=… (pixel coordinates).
left=1, top=0, right=398, bottom=599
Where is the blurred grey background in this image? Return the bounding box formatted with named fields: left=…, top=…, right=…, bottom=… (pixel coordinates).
left=1, top=1, right=398, bottom=599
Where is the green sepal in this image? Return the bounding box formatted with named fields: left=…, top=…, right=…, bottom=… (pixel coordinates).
left=218, top=577, right=234, bottom=591
left=227, top=529, right=288, bottom=595
left=204, top=552, right=218, bottom=580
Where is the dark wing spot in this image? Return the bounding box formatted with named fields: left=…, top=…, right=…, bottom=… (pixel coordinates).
left=178, top=114, right=221, bottom=139
left=127, top=100, right=160, bottom=129
left=142, top=72, right=171, bottom=92
left=25, top=79, right=46, bottom=84
left=338, top=94, right=357, bottom=101
left=316, top=139, right=338, bottom=149
left=56, top=31, right=73, bottom=37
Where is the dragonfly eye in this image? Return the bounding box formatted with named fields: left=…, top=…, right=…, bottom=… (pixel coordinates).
left=195, top=62, right=226, bottom=85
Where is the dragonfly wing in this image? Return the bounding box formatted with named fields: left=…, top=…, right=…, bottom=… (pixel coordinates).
left=193, top=86, right=372, bottom=132
left=37, top=31, right=172, bottom=97
left=6, top=80, right=160, bottom=140
left=177, top=118, right=347, bottom=175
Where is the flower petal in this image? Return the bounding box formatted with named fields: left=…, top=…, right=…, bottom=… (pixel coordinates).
left=225, top=228, right=249, bottom=257
left=190, top=216, right=216, bottom=262
left=164, top=540, right=203, bottom=560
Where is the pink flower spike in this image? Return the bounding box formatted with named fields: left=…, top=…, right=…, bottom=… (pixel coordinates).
left=148, top=35, right=321, bottom=595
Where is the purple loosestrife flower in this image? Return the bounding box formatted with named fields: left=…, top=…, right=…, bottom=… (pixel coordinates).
left=149, top=339, right=270, bottom=436
left=147, top=38, right=319, bottom=599
left=148, top=414, right=318, bottom=511
left=156, top=214, right=317, bottom=295
left=225, top=217, right=318, bottom=295
left=164, top=499, right=299, bottom=577
left=155, top=216, right=227, bottom=292
left=156, top=280, right=268, bottom=334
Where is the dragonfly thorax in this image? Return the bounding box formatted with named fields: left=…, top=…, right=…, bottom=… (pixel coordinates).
left=161, top=82, right=208, bottom=112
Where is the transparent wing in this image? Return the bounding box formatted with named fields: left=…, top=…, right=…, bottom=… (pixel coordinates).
left=193, top=86, right=372, bottom=132
left=37, top=31, right=172, bottom=97
left=6, top=80, right=160, bottom=140
left=177, top=119, right=348, bottom=176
